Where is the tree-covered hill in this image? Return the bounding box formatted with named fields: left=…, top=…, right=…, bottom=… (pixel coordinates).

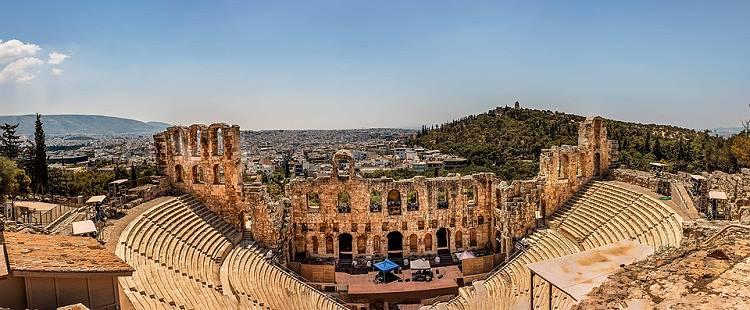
left=409, top=106, right=741, bottom=180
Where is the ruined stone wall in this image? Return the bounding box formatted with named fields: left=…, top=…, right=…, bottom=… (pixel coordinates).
left=494, top=179, right=542, bottom=258
left=704, top=169, right=750, bottom=220
left=612, top=168, right=663, bottom=192
left=288, top=168, right=496, bottom=259
left=245, top=184, right=287, bottom=251
left=154, top=124, right=245, bottom=226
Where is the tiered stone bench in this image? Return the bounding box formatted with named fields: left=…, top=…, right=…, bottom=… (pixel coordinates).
left=223, top=242, right=348, bottom=310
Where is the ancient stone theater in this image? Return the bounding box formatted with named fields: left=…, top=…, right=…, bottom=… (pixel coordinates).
left=105, top=117, right=693, bottom=309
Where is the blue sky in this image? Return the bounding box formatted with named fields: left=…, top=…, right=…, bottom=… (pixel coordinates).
left=1, top=1, right=748, bottom=130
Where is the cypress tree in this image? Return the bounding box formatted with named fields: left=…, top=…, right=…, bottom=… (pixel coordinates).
left=0, top=123, right=21, bottom=160
left=32, top=113, right=48, bottom=194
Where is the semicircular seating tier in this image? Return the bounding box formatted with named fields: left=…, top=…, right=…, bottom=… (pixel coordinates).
left=223, top=242, right=349, bottom=310
left=421, top=181, right=683, bottom=310
left=116, top=195, right=348, bottom=310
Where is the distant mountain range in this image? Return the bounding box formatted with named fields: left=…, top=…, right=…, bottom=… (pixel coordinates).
left=0, top=114, right=171, bottom=137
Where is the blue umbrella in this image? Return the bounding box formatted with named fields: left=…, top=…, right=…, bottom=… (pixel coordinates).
left=373, top=259, right=399, bottom=273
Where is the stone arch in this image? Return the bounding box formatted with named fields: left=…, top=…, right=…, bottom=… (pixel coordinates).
left=464, top=186, right=477, bottom=206
left=407, top=189, right=419, bottom=211
left=213, top=164, right=225, bottom=184
left=174, top=165, right=183, bottom=183
left=191, top=126, right=203, bottom=157
left=437, top=188, right=448, bottom=209
left=306, top=192, right=321, bottom=211
left=192, top=165, right=204, bottom=184
left=387, top=189, right=402, bottom=215
left=560, top=153, right=570, bottom=179
left=331, top=150, right=355, bottom=179
left=338, top=233, right=353, bottom=259
left=172, top=131, right=182, bottom=155
left=437, top=228, right=450, bottom=251
left=294, top=236, right=306, bottom=257
left=212, top=127, right=225, bottom=156
left=337, top=192, right=351, bottom=213
left=312, top=236, right=319, bottom=254
left=373, top=236, right=381, bottom=253
left=370, top=191, right=382, bottom=212
left=409, top=234, right=418, bottom=252
left=356, top=235, right=366, bottom=255
left=423, top=233, right=433, bottom=252
left=469, top=229, right=478, bottom=247
left=387, top=231, right=403, bottom=259
left=478, top=215, right=484, bottom=225
left=325, top=235, right=334, bottom=254
left=455, top=231, right=463, bottom=249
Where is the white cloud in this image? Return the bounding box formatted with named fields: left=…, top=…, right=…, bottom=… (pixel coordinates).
left=0, top=57, right=44, bottom=82
left=48, top=52, right=70, bottom=65
left=0, top=39, right=41, bottom=64
left=0, top=39, right=71, bottom=83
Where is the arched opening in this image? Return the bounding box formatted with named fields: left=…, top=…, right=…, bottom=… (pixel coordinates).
left=213, top=128, right=224, bottom=156
left=387, top=190, right=402, bottom=215
left=356, top=235, right=366, bottom=255
left=294, top=236, right=306, bottom=260
left=325, top=236, right=334, bottom=254
left=424, top=234, right=433, bottom=252
left=337, top=157, right=352, bottom=178
left=560, top=154, right=570, bottom=179
left=455, top=231, right=463, bottom=249
left=174, top=165, right=183, bottom=183
left=593, top=153, right=601, bottom=176
left=312, top=236, right=319, bottom=254
left=307, top=192, right=321, bottom=212
left=437, top=188, right=448, bottom=209
left=469, top=229, right=478, bottom=247
left=172, top=131, right=182, bottom=155
left=495, top=231, right=502, bottom=253
left=213, top=164, right=225, bottom=184
left=373, top=236, right=381, bottom=253
left=369, top=191, right=382, bottom=212
left=407, top=189, right=419, bottom=211
left=338, top=233, right=353, bottom=260
left=478, top=215, right=484, bottom=225
left=192, top=165, right=204, bottom=184
left=578, top=153, right=585, bottom=177
left=337, top=192, right=351, bottom=213
left=386, top=231, right=403, bottom=260
left=409, top=234, right=418, bottom=253
left=437, top=228, right=450, bottom=254
left=464, top=186, right=477, bottom=207
left=192, top=128, right=202, bottom=156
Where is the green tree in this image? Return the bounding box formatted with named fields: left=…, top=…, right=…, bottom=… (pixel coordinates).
left=0, top=123, right=21, bottom=160
left=0, top=157, right=31, bottom=202
left=731, top=135, right=750, bottom=167
left=32, top=113, right=48, bottom=194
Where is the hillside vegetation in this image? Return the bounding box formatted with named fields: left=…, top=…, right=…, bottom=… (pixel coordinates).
left=408, top=106, right=741, bottom=180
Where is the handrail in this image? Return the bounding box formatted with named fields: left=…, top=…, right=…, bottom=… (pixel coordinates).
left=703, top=224, right=750, bottom=245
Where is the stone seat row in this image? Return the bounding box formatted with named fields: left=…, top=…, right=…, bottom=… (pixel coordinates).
left=223, top=242, right=349, bottom=310
left=116, top=196, right=243, bottom=310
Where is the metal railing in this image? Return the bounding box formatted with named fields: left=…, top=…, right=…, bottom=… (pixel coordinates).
left=13, top=203, right=78, bottom=228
